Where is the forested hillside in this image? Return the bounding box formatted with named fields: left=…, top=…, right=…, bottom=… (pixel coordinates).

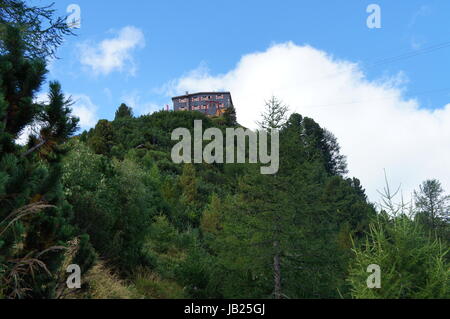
left=0, top=0, right=448, bottom=299
left=58, top=104, right=447, bottom=299
left=62, top=106, right=377, bottom=299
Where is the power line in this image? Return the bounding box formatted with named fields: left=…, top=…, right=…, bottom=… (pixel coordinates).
left=298, top=86, right=450, bottom=110
left=367, top=41, right=450, bottom=68
left=299, top=39, right=450, bottom=88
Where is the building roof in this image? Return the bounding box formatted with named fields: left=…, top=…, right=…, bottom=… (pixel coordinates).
left=171, top=91, right=232, bottom=100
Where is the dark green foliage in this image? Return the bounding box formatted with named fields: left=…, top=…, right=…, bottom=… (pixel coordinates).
left=414, top=179, right=449, bottom=236
left=25, top=81, right=79, bottom=159
left=0, top=25, right=94, bottom=298
left=322, top=176, right=375, bottom=237
left=73, top=234, right=97, bottom=276
left=114, top=103, right=133, bottom=120
left=0, top=25, right=46, bottom=139
left=87, top=120, right=114, bottom=155
left=282, top=113, right=348, bottom=176
left=222, top=104, right=237, bottom=126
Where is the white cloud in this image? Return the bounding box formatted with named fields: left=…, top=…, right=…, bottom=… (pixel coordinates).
left=16, top=93, right=98, bottom=144
left=37, top=92, right=98, bottom=129
left=79, top=26, right=145, bottom=75
left=15, top=93, right=49, bottom=145
left=165, top=42, right=450, bottom=203
left=15, top=126, right=33, bottom=146
left=70, top=94, right=98, bottom=129
left=122, top=90, right=162, bottom=115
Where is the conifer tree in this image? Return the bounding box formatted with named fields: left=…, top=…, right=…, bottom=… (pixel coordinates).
left=0, top=24, right=94, bottom=298
left=24, top=81, right=79, bottom=158
left=114, top=103, right=133, bottom=120
left=414, top=179, right=449, bottom=233
left=257, top=96, right=289, bottom=131
left=87, top=120, right=114, bottom=155
left=216, top=98, right=294, bottom=298
left=347, top=186, right=449, bottom=299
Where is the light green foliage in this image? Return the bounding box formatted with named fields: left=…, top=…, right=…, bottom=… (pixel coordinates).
left=134, top=268, right=187, bottom=299
left=63, top=141, right=159, bottom=272
left=200, top=193, right=223, bottom=236
left=347, top=182, right=449, bottom=299
left=348, top=216, right=449, bottom=298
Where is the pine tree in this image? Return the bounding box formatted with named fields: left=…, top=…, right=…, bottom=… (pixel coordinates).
left=256, top=96, right=289, bottom=131
left=24, top=81, right=79, bottom=158
left=114, top=103, right=133, bottom=120
left=87, top=120, right=114, bottom=155
left=216, top=98, right=294, bottom=299
left=283, top=113, right=348, bottom=176
left=0, top=25, right=94, bottom=298
left=414, top=179, right=449, bottom=233
left=347, top=189, right=449, bottom=299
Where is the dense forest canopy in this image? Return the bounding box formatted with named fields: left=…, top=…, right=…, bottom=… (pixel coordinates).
left=0, top=0, right=448, bottom=299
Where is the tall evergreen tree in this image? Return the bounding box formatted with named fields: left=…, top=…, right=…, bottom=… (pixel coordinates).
left=347, top=189, right=449, bottom=299
left=24, top=81, right=78, bottom=158
left=414, top=179, right=449, bottom=233
left=114, top=103, right=133, bottom=120
left=87, top=120, right=114, bottom=155
left=215, top=98, right=295, bottom=298
left=216, top=168, right=296, bottom=298
left=0, top=24, right=94, bottom=298
left=257, top=96, right=289, bottom=131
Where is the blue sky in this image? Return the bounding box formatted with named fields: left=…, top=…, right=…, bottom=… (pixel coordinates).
left=29, top=0, right=450, bottom=201
left=44, top=0, right=450, bottom=120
